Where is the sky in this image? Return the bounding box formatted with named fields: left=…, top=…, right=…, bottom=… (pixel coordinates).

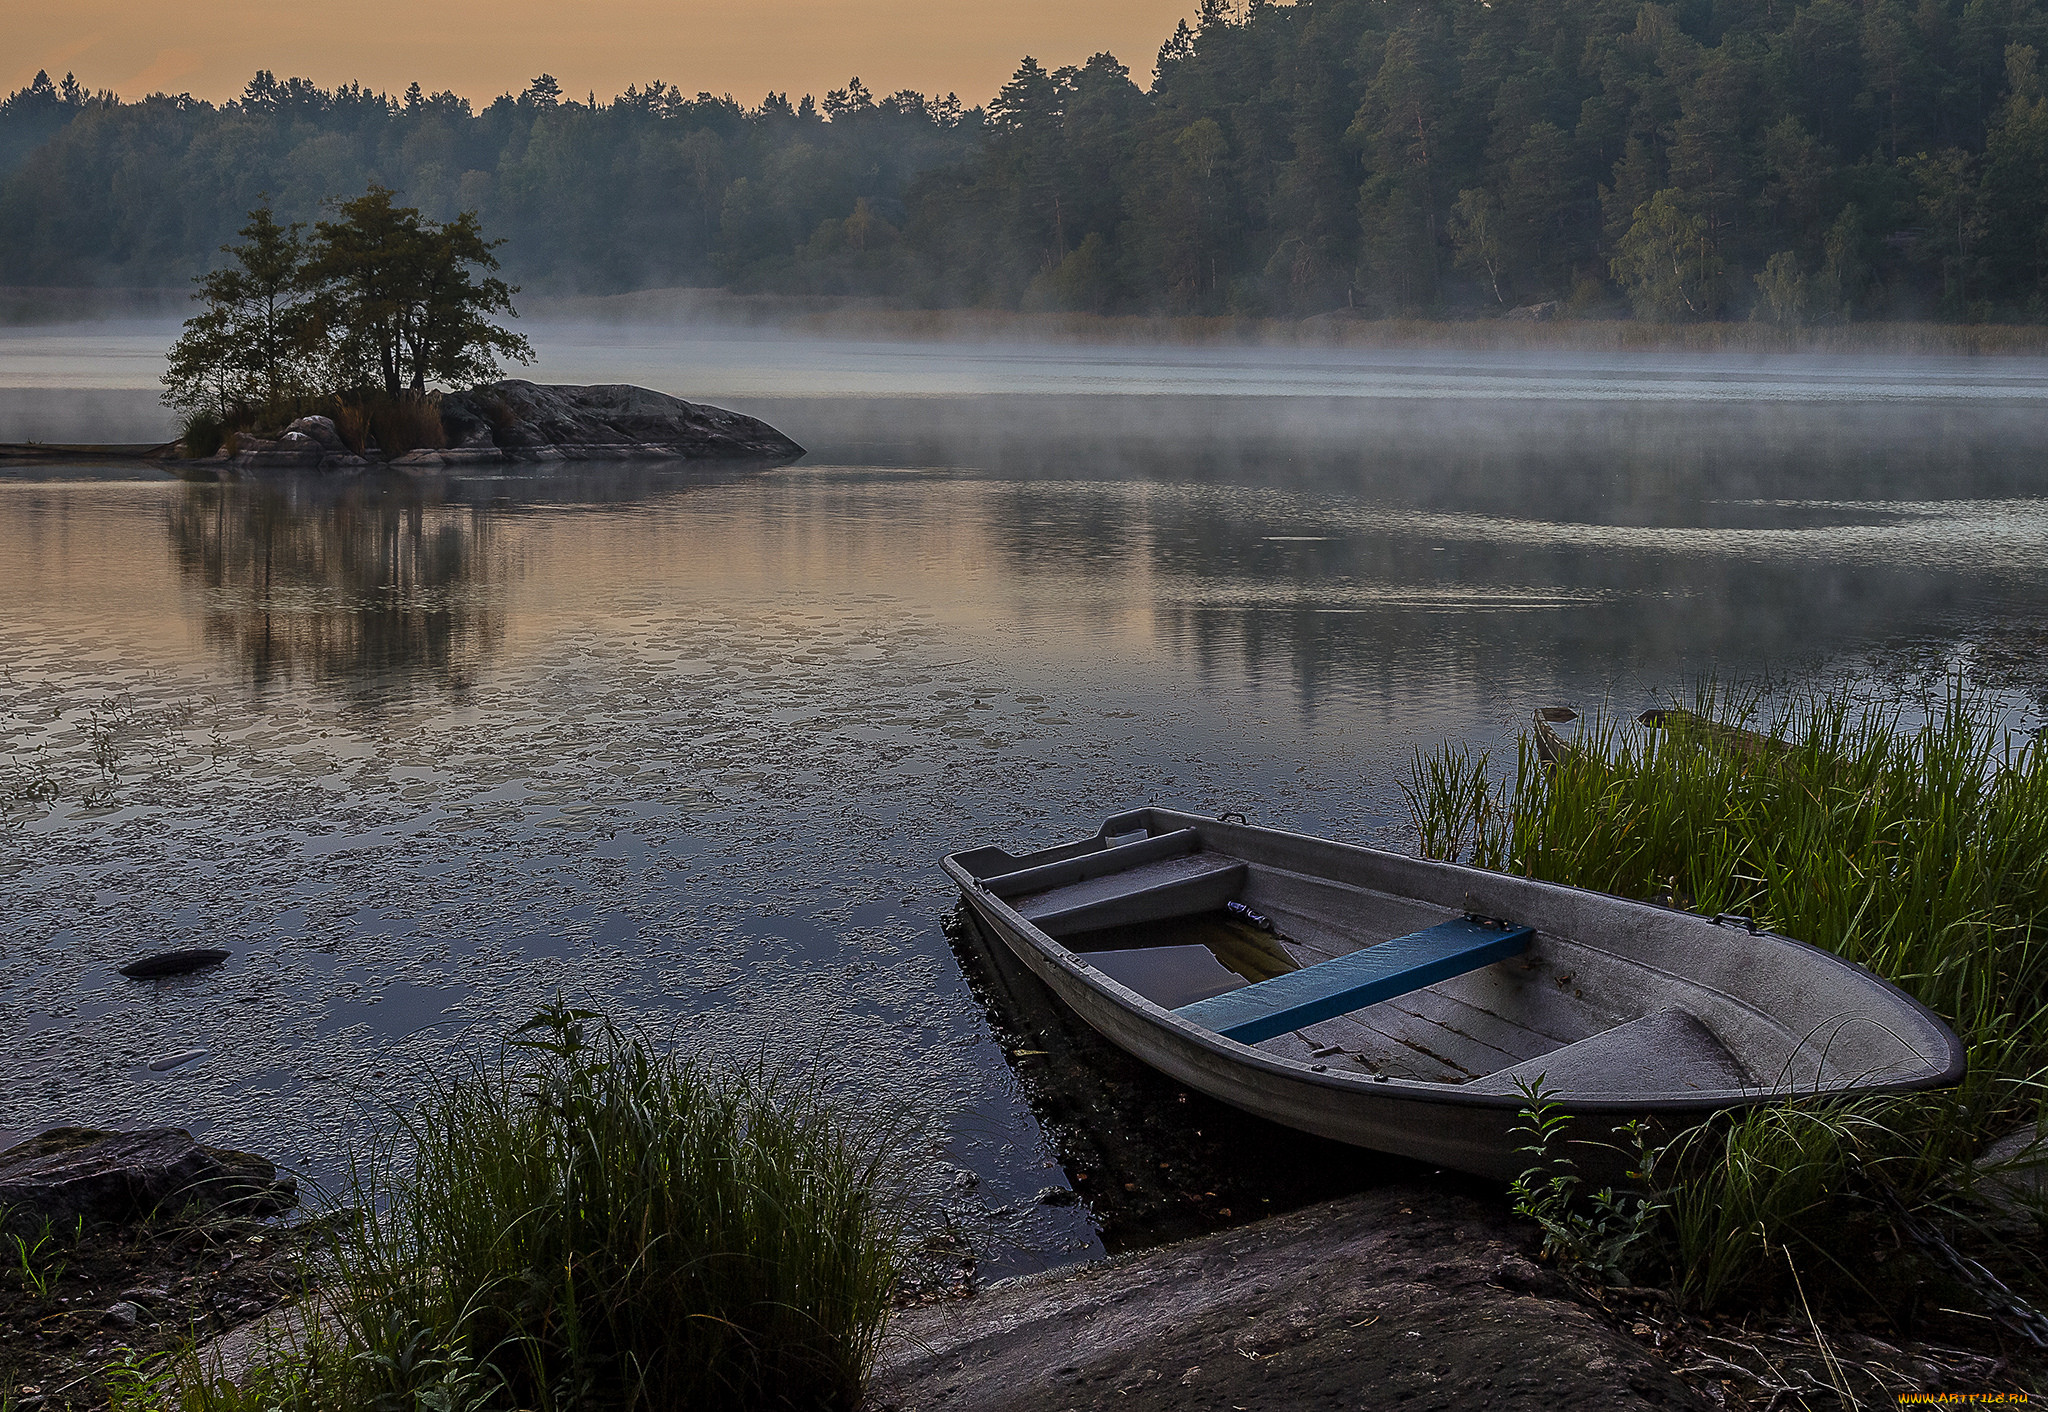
left=4, top=0, right=1201, bottom=109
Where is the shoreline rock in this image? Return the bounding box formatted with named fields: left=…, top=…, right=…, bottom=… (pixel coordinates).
left=872, top=1186, right=1709, bottom=1412
left=436, top=381, right=804, bottom=464
left=0, top=1131, right=312, bottom=1410
left=214, top=412, right=369, bottom=471
left=0, top=1127, right=297, bottom=1228
left=118, top=947, right=231, bottom=978
left=197, top=380, right=804, bottom=474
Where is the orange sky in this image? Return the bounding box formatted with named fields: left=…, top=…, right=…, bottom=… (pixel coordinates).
left=6, top=0, right=1200, bottom=109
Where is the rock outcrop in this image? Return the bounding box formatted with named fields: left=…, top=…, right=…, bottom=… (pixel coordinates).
left=432, top=381, right=804, bottom=465
left=0, top=1128, right=298, bottom=1227
left=872, top=1187, right=1709, bottom=1412
left=201, top=382, right=802, bottom=473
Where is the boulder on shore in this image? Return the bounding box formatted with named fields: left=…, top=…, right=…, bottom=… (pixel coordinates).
left=216, top=415, right=369, bottom=472
left=202, top=382, right=803, bottom=473
left=0, top=1128, right=297, bottom=1228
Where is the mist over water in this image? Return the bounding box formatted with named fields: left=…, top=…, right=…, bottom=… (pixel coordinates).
left=4, top=323, right=2048, bottom=1276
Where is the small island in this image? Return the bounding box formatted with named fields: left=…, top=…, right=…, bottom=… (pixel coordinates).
left=200, top=380, right=804, bottom=472
left=160, top=189, right=801, bottom=473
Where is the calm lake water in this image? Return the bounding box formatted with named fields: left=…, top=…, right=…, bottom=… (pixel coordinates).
left=5, top=324, right=2048, bottom=1277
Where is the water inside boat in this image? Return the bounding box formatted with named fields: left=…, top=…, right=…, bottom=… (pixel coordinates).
left=1062, top=911, right=1297, bottom=1009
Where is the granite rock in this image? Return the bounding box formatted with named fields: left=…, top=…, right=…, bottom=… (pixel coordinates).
left=872, top=1187, right=1708, bottom=1412
left=436, top=380, right=805, bottom=463
left=0, top=1128, right=297, bottom=1228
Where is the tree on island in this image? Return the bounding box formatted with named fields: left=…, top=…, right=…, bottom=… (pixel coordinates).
left=311, top=186, right=531, bottom=398
left=162, top=186, right=532, bottom=451
left=160, top=205, right=319, bottom=420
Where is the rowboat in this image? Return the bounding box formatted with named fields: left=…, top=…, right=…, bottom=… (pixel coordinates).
left=943, top=808, right=1965, bottom=1179
left=1530, top=706, right=1579, bottom=766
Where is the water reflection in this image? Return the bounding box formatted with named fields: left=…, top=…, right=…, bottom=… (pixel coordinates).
left=125, top=398, right=2048, bottom=729
left=159, top=465, right=785, bottom=706
left=167, top=480, right=506, bottom=704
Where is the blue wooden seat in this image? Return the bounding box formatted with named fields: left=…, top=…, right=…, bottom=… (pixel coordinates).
left=1174, top=917, right=1535, bottom=1044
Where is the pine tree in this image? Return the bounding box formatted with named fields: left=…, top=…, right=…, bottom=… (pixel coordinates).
left=160, top=203, right=316, bottom=418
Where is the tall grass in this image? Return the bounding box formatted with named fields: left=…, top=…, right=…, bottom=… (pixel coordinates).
left=144, top=1002, right=906, bottom=1412
left=177, top=409, right=225, bottom=458
left=1407, top=680, right=2048, bottom=1314
left=179, top=391, right=448, bottom=458
left=352, top=393, right=448, bottom=455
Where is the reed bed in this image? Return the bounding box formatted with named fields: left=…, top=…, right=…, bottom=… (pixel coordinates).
left=129, top=1002, right=906, bottom=1412
left=1406, top=681, right=2048, bottom=1318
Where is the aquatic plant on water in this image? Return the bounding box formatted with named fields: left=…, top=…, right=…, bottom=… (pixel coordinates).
left=1407, top=679, right=2048, bottom=1321
left=119, top=1001, right=907, bottom=1412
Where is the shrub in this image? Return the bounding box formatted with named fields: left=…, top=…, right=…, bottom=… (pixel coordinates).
left=365, top=393, right=448, bottom=454
left=1506, top=1082, right=1663, bottom=1287
left=241, top=394, right=329, bottom=439
left=136, top=1003, right=906, bottom=1411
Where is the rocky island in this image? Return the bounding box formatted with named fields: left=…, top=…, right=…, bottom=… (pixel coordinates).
left=192, top=380, right=804, bottom=474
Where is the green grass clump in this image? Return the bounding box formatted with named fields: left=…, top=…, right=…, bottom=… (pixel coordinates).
left=177, top=409, right=225, bottom=459
left=139, top=1002, right=906, bottom=1412
left=1406, top=679, right=2048, bottom=1315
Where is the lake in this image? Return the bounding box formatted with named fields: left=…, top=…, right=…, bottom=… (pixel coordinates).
left=4, top=323, right=2048, bottom=1278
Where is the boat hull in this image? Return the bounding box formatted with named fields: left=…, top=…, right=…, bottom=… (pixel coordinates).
left=947, top=808, right=1966, bottom=1181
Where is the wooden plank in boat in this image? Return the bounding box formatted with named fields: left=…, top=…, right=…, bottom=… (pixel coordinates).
left=1254, top=1015, right=1473, bottom=1083
left=1258, top=910, right=1620, bottom=1056
left=1283, top=1001, right=1530, bottom=1079
left=1250, top=986, right=1543, bottom=1081
left=1175, top=918, right=1534, bottom=1045
left=1371, top=981, right=1585, bottom=1059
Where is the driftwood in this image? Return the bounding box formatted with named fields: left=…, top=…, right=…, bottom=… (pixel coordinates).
left=0, top=442, right=179, bottom=462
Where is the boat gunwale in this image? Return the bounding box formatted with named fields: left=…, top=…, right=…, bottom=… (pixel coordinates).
left=944, top=806, right=1967, bottom=1114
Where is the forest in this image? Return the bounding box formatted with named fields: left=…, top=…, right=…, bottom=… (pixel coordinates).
left=6, top=0, right=2048, bottom=321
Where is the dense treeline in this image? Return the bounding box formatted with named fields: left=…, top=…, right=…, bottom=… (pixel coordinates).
left=8, top=0, right=2048, bottom=321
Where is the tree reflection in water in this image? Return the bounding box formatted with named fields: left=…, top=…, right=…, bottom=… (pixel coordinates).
left=167, top=476, right=505, bottom=704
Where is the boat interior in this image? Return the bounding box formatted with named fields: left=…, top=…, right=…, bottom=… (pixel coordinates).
left=956, top=821, right=1847, bottom=1098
